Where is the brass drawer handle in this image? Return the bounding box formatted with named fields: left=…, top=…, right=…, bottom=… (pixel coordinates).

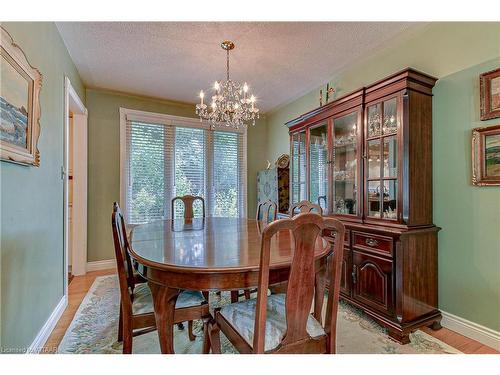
left=365, top=238, right=379, bottom=247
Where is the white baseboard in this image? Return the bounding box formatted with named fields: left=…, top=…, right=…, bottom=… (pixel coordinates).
left=27, top=295, right=68, bottom=353
left=86, top=259, right=116, bottom=272
left=441, top=310, right=500, bottom=350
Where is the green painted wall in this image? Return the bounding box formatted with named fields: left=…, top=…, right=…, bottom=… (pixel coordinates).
left=86, top=89, right=266, bottom=262
left=265, top=22, right=500, bottom=330
left=0, top=22, right=85, bottom=350
left=433, top=58, right=500, bottom=331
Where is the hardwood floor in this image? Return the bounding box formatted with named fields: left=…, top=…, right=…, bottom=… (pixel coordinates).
left=420, top=326, right=498, bottom=354
left=43, top=269, right=498, bottom=354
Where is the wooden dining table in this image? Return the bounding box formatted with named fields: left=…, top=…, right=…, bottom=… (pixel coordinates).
left=129, top=217, right=332, bottom=354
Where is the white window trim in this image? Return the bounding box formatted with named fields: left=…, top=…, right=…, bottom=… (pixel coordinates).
left=119, top=107, right=247, bottom=220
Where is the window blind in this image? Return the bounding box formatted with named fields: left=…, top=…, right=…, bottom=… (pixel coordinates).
left=291, top=137, right=300, bottom=204
left=125, top=121, right=168, bottom=224
left=123, top=113, right=246, bottom=224
left=173, top=127, right=205, bottom=218
left=291, top=133, right=307, bottom=204
left=309, top=137, right=328, bottom=208
left=212, top=131, right=241, bottom=217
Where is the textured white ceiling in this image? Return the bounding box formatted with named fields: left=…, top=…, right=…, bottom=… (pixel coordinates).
left=56, top=22, right=422, bottom=112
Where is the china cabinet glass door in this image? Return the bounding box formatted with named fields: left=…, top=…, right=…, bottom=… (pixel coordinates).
left=309, top=122, right=329, bottom=213
left=291, top=130, right=307, bottom=206
left=365, top=95, right=399, bottom=220
left=332, top=111, right=360, bottom=216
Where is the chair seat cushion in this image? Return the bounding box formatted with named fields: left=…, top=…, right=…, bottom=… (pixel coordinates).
left=132, top=283, right=206, bottom=315
left=219, top=293, right=325, bottom=351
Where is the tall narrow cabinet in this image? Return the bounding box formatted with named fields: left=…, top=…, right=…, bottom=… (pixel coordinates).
left=286, top=69, right=441, bottom=343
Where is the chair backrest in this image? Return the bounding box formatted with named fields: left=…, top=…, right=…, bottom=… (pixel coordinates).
left=171, top=195, right=205, bottom=220
left=289, top=200, right=323, bottom=217
left=253, top=213, right=345, bottom=353
left=256, top=200, right=278, bottom=223
left=111, top=202, right=137, bottom=312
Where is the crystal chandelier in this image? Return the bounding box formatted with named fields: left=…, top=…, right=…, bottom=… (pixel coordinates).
left=196, top=41, right=259, bottom=129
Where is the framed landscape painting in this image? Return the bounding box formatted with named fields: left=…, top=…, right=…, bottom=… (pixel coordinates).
left=0, top=26, right=42, bottom=166
left=472, top=124, right=500, bottom=186
left=480, top=68, right=500, bottom=121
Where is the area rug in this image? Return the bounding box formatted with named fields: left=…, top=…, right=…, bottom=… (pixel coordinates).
left=57, top=275, right=460, bottom=354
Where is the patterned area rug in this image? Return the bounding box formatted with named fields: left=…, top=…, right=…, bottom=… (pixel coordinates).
left=58, top=275, right=460, bottom=354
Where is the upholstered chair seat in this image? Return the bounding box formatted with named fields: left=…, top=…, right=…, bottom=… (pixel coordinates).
left=132, top=283, right=206, bottom=315
left=219, top=293, right=325, bottom=351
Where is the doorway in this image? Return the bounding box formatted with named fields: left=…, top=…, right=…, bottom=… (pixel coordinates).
left=64, top=77, right=88, bottom=297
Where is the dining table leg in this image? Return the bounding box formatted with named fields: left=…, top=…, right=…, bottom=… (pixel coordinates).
left=314, top=257, right=327, bottom=324
left=148, top=282, right=180, bottom=354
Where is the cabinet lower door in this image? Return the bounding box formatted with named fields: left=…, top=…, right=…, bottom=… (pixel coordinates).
left=340, top=248, right=351, bottom=296
left=326, top=247, right=351, bottom=296
left=352, top=251, right=393, bottom=316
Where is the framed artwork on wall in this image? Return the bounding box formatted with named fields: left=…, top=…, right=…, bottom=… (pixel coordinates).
left=472, top=124, right=500, bottom=186
left=480, top=68, right=500, bottom=121
left=0, top=26, right=42, bottom=166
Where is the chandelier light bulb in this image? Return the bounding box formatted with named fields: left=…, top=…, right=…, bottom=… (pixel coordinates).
left=214, top=81, right=220, bottom=91
left=243, top=83, right=248, bottom=93
left=199, top=90, right=204, bottom=106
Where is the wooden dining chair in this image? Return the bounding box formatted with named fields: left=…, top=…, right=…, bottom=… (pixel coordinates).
left=317, top=196, right=327, bottom=211
left=208, top=212, right=345, bottom=354
left=231, top=200, right=279, bottom=302
left=272, top=200, right=321, bottom=296
left=256, top=200, right=278, bottom=224
left=171, top=195, right=205, bottom=220
left=112, top=202, right=211, bottom=353
left=171, top=195, right=214, bottom=302
left=289, top=200, right=323, bottom=217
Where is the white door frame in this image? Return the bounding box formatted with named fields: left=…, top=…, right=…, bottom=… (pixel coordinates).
left=63, top=77, right=88, bottom=298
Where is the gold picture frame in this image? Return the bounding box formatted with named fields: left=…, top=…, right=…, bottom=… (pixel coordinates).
left=0, top=26, right=42, bottom=166
left=480, top=68, right=500, bottom=121
left=472, top=124, right=500, bottom=186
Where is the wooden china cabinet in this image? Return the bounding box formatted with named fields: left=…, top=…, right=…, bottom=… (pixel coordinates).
left=286, top=68, right=441, bottom=343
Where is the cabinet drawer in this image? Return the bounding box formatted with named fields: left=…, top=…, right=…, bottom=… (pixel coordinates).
left=323, top=228, right=350, bottom=246
left=353, top=232, right=393, bottom=256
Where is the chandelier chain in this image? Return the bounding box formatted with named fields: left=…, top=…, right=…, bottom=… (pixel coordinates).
left=226, top=49, right=230, bottom=81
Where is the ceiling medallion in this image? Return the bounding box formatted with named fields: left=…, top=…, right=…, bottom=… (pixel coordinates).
left=196, top=41, right=260, bottom=129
